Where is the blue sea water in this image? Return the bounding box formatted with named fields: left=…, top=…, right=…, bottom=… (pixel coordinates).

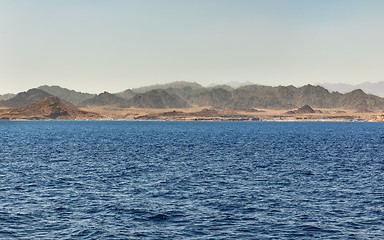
left=0, top=121, right=383, bottom=239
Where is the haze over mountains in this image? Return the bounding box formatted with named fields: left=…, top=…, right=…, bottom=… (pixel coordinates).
left=38, top=85, right=96, bottom=105
left=319, top=81, right=384, bottom=97
left=0, top=93, right=15, bottom=101
left=1, top=89, right=52, bottom=108
left=78, top=92, right=130, bottom=108
left=1, top=81, right=384, bottom=112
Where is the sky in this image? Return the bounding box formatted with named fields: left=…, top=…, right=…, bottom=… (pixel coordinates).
left=1, top=0, right=384, bottom=94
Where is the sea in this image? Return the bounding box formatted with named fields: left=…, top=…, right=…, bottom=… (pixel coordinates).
left=0, top=121, right=383, bottom=239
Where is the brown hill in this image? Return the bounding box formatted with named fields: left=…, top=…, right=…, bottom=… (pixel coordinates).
left=127, top=89, right=189, bottom=108
left=337, top=89, right=381, bottom=112
left=78, top=92, right=130, bottom=107
left=2, top=88, right=52, bottom=108
left=3, top=96, right=101, bottom=120
left=286, top=105, right=317, bottom=114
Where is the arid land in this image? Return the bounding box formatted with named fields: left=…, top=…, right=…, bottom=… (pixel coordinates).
left=1, top=103, right=384, bottom=122
left=80, top=106, right=384, bottom=122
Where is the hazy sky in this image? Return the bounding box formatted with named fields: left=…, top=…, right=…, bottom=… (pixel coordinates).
left=1, top=0, right=384, bottom=94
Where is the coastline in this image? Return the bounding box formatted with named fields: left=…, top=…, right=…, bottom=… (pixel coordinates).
left=1, top=106, right=383, bottom=122
left=80, top=106, right=384, bottom=122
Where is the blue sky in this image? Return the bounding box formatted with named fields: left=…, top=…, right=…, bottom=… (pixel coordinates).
left=1, top=0, right=384, bottom=94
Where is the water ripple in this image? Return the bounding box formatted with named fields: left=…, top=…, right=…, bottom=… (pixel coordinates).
left=0, top=121, right=383, bottom=239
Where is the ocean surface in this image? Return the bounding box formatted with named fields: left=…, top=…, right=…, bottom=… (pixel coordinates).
left=0, top=121, right=383, bottom=239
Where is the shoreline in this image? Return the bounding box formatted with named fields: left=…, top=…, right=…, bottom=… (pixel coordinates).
left=0, top=119, right=381, bottom=123
left=1, top=106, right=384, bottom=122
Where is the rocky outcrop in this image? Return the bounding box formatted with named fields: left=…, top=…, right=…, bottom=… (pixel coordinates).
left=78, top=92, right=130, bottom=107
left=127, top=89, right=189, bottom=108
left=286, top=105, right=318, bottom=114
left=188, top=88, right=232, bottom=108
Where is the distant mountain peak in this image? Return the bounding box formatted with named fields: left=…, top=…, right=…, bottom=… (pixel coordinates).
left=132, top=81, right=204, bottom=93
left=0, top=93, right=16, bottom=101
left=115, top=89, right=136, bottom=100
left=320, top=81, right=384, bottom=97
left=37, top=85, right=95, bottom=105
left=208, top=81, right=255, bottom=89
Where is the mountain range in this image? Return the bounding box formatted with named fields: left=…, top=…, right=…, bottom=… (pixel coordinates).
left=1, top=88, right=52, bottom=108
left=1, top=81, right=384, bottom=111
left=320, top=81, right=384, bottom=97
left=78, top=92, right=130, bottom=108
left=0, top=93, right=16, bottom=101
left=37, top=85, right=96, bottom=105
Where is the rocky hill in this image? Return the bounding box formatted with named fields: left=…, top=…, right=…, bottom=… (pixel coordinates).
left=1, top=88, right=52, bottom=108
left=116, top=89, right=136, bottom=100
left=127, top=89, right=189, bottom=108
left=207, top=84, right=234, bottom=91
left=188, top=88, right=232, bottom=108
left=38, top=85, right=95, bottom=105
left=286, top=105, right=318, bottom=114
left=78, top=92, right=130, bottom=107
left=1, top=96, right=101, bottom=120
left=337, top=89, right=381, bottom=112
